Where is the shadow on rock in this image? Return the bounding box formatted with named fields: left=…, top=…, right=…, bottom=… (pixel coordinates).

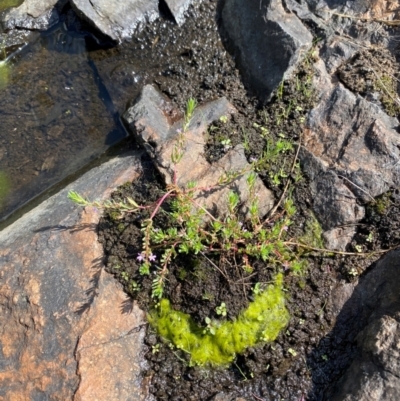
left=307, top=249, right=400, bottom=401
left=75, top=257, right=103, bottom=315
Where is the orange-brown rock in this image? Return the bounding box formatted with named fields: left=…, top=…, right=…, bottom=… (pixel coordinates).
left=0, top=152, right=148, bottom=400
left=123, top=85, right=275, bottom=219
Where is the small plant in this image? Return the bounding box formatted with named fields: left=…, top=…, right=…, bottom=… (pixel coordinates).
left=152, top=343, right=161, bottom=354
left=253, top=282, right=262, bottom=295
left=68, top=97, right=317, bottom=367
left=354, top=244, right=363, bottom=253
left=183, top=97, right=197, bottom=131
left=204, top=317, right=218, bottom=335
left=253, top=122, right=269, bottom=138
left=220, top=138, right=232, bottom=151
left=131, top=280, right=140, bottom=292
left=215, top=302, right=227, bottom=317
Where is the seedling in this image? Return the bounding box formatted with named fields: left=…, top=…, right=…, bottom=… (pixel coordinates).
left=220, top=138, right=232, bottom=150
left=253, top=122, right=269, bottom=138
left=354, top=244, right=363, bottom=253
left=152, top=344, right=161, bottom=354
left=215, top=302, right=227, bottom=317
left=204, top=317, right=218, bottom=335
left=253, top=282, right=261, bottom=295
left=131, top=280, right=140, bottom=292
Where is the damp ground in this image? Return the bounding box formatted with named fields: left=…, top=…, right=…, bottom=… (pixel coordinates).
left=95, top=2, right=400, bottom=401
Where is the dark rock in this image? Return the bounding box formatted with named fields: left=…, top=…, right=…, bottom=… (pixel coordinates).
left=329, top=250, right=400, bottom=401
left=0, top=0, right=66, bottom=49
left=164, top=0, right=193, bottom=25
left=70, top=0, right=159, bottom=42
left=0, top=152, right=148, bottom=400
left=221, top=0, right=313, bottom=101
left=1, top=0, right=63, bottom=30
left=285, top=0, right=392, bottom=72
left=300, top=58, right=400, bottom=245
left=299, top=147, right=365, bottom=231
left=323, top=226, right=358, bottom=251
left=123, top=85, right=275, bottom=218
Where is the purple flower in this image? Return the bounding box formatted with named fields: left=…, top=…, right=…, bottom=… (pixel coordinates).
left=149, top=253, right=157, bottom=262
left=283, top=225, right=289, bottom=231
left=137, top=253, right=145, bottom=262
left=250, top=157, right=258, bottom=163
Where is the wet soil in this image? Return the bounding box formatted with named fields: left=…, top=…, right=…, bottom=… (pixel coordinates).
left=94, top=2, right=400, bottom=401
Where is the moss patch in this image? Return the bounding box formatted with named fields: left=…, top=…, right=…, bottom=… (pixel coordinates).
left=149, top=274, right=289, bottom=367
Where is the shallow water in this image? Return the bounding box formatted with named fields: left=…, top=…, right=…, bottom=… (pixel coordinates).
left=0, top=20, right=128, bottom=223
left=0, top=1, right=219, bottom=226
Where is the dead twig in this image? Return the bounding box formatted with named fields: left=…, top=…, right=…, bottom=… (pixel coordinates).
left=199, top=251, right=230, bottom=282
left=337, top=175, right=376, bottom=202
left=327, top=10, right=400, bottom=26
left=285, top=241, right=399, bottom=256
left=263, top=140, right=301, bottom=223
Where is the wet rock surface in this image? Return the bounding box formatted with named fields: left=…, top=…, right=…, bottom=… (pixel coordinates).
left=70, top=0, right=159, bottom=41
left=1, top=0, right=64, bottom=30
left=2, top=0, right=400, bottom=400
left=0, top=152, right=147, bottom=400
left=0, top=0, right=66, bottom=48
left=164, top=0, right=194, bottom=25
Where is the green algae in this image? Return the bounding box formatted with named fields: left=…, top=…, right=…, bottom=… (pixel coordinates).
left=0, top=0, right=24, bottom=12
left=0, top=171, right=10, bottom=209
left=0, top=61, right=10, bottom=90
left=148, top=273, right=290, bottom=367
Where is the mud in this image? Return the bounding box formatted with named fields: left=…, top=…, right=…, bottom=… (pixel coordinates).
left=96, top=3, right=400, bottom=400
left=4, top=0, right=398, bottom=399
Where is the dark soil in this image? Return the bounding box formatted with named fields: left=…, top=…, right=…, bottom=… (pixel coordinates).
left=337, top=47, right=400, bottom=116
left=96, top=2, right=400, bottom=401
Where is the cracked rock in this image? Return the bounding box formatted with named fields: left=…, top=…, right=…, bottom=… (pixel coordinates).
left=123, top=85, right=275, bottom=219
left=0, top=152, right=147, bottom=400
left=299, top=59, right=400, bottom=248
left=221, top=0, right=313, bottom=101
left=329, top=250, right=400, bottom=401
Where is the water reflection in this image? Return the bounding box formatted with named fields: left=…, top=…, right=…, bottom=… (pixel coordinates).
left=0, top=21, right=127, bottom=222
